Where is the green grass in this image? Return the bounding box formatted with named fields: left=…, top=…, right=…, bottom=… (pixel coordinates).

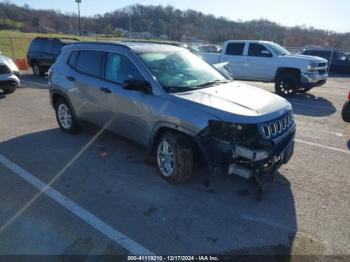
left=0, top=30, right=173, bottom=60
left=0, top=30, right=103, bottom=59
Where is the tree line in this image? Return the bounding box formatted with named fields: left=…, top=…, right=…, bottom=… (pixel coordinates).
left=0, top=2, right=349, bottom=49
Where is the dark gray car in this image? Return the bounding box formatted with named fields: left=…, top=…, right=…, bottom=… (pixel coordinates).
left=49, top=42, right=295, bottom=189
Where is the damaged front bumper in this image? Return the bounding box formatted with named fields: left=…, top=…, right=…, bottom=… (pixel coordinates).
left=228, top=134, right=294, bottom=180
left=196, top=118, right=295, bottom=183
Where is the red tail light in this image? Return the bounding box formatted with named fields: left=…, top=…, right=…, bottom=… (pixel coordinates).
left=348, top=91, right=350, bottom=100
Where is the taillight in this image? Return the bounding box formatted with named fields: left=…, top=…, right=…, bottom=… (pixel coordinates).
left=348, top=91, right=350, bottom=100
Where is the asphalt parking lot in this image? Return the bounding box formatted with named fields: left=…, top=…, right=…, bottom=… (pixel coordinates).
left=0, top=73, right=350, bottom=258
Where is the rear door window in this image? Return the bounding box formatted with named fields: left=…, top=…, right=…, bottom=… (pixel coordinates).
left=105, top=53, right=144, bottom=84
left=75, top=50, right=106, bottom=78
left=225, top=43, right=245, bottom=56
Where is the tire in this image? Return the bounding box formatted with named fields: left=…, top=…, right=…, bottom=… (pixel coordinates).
left=155, top=132, right=193, bottom=184
left=341, top=102, right=350, bottom=123
left=55, top=98, right=79, bottom=133
left=275, top=74, right=299, bottom=97
left=3, top=88, right=16, bottom=94
left=32, top=61, right=44, bottom=77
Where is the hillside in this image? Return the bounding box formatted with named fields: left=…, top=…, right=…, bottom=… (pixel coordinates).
left=0, top=2, right=349, bottom=48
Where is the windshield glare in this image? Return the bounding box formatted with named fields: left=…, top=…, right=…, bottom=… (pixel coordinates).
left=138, top=50, right=227, bottom=92
left=268, top=43, right=291, bottom=56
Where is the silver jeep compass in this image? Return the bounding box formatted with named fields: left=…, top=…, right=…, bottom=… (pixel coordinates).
left=49, top=42, right=295, bottom=188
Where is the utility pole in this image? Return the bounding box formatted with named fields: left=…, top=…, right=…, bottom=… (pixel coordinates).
left=76, top=0, right=82, bottom=36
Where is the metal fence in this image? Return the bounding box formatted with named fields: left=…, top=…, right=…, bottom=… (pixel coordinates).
left=0, top=36, right=349, bottom=61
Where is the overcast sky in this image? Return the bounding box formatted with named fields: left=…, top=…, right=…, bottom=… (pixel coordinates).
left=6, top=0, right=350, bottom=33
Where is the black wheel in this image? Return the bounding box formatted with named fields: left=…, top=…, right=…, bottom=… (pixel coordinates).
left=55, top=98, right=79, bottom=133
left=2, top=88, right=16, bottom=94
left=341, top=102, right=350, bottom=123
left=155, top=132, right=193, bottom=184
left=32, top=61, right=44, bottom=77
left=298, top=86, right=312, bottom=93
left=275, top=74, right=298, bottom=97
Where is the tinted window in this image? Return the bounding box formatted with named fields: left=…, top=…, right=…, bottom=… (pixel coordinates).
left=105, top=53, right=144, bottom=84
left=42, top=40, right=54, bottom=53
left=75, top=50, right=106, bottom=78
left=225, top=43, right=245, bottom=55
left=29, top=39, right=44, bottom=52
left=52, top=41, right=64, bottom=55
left=248, top=43, right=272, bottom=57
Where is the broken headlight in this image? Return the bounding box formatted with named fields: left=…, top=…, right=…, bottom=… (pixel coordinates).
left=199, top=120, right=267, bottom=148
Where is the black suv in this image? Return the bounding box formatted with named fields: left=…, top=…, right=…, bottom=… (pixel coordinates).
left=27, top=37, right=78, bottom=77
left=302, top=49, right=350, bottom=74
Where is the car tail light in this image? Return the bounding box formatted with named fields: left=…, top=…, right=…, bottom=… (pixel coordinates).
left=348, top=91, right=350, bottom=100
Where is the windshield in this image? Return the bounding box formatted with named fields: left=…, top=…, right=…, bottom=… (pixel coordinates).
left=138, top=50, right=228, bottom=93
left=268, top=42, right=291, bottom=56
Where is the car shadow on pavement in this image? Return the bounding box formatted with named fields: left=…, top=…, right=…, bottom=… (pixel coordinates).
left=19, top=74, right=49, bottom=89
left=0, top=126, right=300, bottom=258
left=287, top=93, right=336, bottom=117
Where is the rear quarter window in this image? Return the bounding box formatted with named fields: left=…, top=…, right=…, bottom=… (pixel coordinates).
left=225, top=43, right=245, bottom=56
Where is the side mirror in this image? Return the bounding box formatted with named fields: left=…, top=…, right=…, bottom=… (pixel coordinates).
left=122, top=80, right=152, bottom=93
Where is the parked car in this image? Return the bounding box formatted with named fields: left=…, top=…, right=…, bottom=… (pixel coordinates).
left=201, top=40, right=328, bottom=97
left=197, top=45, right=220, bottom=53
left=49, top=42, right=295, bottom=189
left=302, top=49, right=350, bottom=74
left=27, top=37, right=78, bottom=77
left=0, top=52, right=20, bottom=94
left=341, top=91, right=350, bottom=123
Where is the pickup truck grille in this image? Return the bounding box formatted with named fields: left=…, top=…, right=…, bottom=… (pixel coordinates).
left=259, top=112, right=294, bottom=140
left=317, top=62, right=327, bottom=75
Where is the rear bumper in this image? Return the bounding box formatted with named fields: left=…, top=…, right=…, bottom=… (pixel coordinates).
left=301, top=72, right=327, bottom=88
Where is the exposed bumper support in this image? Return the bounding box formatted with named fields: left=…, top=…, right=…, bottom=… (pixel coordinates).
left=228, top=136, right=295, bottom=179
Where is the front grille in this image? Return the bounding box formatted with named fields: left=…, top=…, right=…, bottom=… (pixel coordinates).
left=318, top=62, right=327, bottom=67
left=318, top=69, right=326, bottom=74
left=259, top=112, right=294, bottom=140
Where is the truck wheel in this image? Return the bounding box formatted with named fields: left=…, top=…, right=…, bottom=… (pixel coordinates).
left=32, top=62, right=44, bottom=77
left=55, top=98, right=79, bottom=133
left=275, top=74, right=298, bottom=97
left=156, top=132, right=193, bottom=184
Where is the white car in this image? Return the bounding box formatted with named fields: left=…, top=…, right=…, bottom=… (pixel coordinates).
left=0, top=52, right=20, bottom=95
left=201, top=40, right=328, bottom=97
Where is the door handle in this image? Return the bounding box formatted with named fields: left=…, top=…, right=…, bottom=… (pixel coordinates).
left=66, top=76, right=75, bottom=82
left=100, top=87, right=112, bottom=94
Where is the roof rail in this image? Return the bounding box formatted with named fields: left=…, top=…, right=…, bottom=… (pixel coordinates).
left=70, top=41, right=131, bottom=50
left=34, top=36, right=79, bottom=41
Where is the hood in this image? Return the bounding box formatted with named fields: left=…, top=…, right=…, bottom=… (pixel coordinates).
left=283, top=54, right=328, bottom=63
left=172, top=81, right=292, bottom=123
left=0, top=54, right=19, bottom=72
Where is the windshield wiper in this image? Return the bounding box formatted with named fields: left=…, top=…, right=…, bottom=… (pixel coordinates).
left=194, top=79, right=231, bottom=88
left=164, top=86, right=193, bottom=93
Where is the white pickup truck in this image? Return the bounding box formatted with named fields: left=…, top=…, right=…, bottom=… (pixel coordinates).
left=201, top=40, right=328, bottom=96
